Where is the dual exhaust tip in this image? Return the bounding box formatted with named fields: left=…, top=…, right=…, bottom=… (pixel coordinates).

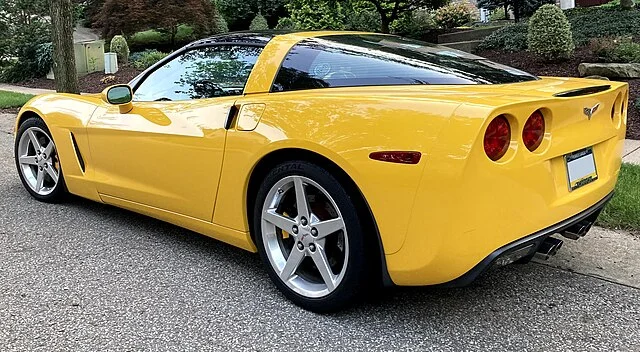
left=535, top=220, right=593, bottom=260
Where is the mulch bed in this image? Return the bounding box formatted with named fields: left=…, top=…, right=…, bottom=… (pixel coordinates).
left=14, top=66, right=142, bottom=94
left=478, top=47, right=640, bottom=140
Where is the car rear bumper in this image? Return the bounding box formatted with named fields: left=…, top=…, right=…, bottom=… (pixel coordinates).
left=440, top=191, right=613, bottom=287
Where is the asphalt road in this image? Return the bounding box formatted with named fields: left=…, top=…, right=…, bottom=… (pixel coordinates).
left=1, top=115, right=639, bottom=351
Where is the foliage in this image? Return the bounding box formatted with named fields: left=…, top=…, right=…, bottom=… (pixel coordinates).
left=275, top=17, right=296, bottom=30
left=130, top=50, right=170, bottom=70
left=477, top=22, right=529, bottom=51
left=83, top=0, right=105, bottom=27
left=593, top=37, right=640, bottom=63
left=0, top=90, right=35, bottom=109
left=527, top=4, right=574, bottom=60
left=598, top=163, right=640, bottom=231
left=129, top=25, right=195, bottom=52
left=620, top=0, right=635, bottom=9
left=489, top=7, right=506, bottom=21
left=433, top=2, right=475, bottom=29
left=0, top=0, right=51, bottom=82
left=249, top=13, right=269, bottom=30
left=566, top=7, right=640, bottom=46
left=217, top=0, right=287, bottom=30
left=151, top=0, right=213, bottom=46
left=389, top=10, right=435, bottom=38
left=35, top=42, right=54, bottom=74
left=211, top=3, right=229, bottom=33
left=611, top=41, right=640, bottom=63
left=97, top=0, right=149, bottom=39
left=110, top=35, right=130, bottom=64
left=477, top=0, right=554, bottom=21
left=345, top=6, right=382, bottom=32
left=286, top=0, right=345, bottom=30
left=361, top=0, right=448, bottom=33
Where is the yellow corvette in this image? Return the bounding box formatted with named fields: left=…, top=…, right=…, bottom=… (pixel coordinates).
left=14, top=31, right=627, bottom=312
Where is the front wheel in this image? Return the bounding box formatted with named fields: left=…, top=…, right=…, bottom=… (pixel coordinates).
left=253, top=161, right=368, bottom=312
left=14, top=116, right=67, bottom=202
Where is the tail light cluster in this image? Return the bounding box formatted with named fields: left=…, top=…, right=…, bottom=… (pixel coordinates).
left=484, top=110, right=546, bottom=162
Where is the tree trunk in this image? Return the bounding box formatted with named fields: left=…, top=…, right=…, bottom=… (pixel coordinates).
left=621, top=0, right=634, bottom=9
left=503, top=3, right=509, bottom=20
left=50, top=0, right=79, bottom=94
left=380, top=18, right=390, bottom=34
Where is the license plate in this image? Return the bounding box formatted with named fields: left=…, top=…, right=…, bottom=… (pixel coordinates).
left=565, top=147, right=598, bottom=191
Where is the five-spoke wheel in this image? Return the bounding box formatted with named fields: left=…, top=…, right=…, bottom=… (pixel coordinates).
left=15, top=117, right=66, bottom=202
left=254, top=161, right=368, bottom=312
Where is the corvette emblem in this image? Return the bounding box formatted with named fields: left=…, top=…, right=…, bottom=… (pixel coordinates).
left=583, top=103, right=600, bottom=120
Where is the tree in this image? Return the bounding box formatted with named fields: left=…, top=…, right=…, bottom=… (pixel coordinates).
left=211, top=2, right=229, bottom=33
left=96, top=0, right=149, bottom=39
left=286, top=0, right=345, bottom=30
left=0, top=0, right=50, bottom=81
left=217, top=0, right=287, bottom=30
left=362, top=0, right=448, bottom=33
left=477, top=0, right=554, bottom=22
left=50, top=0, right=79, bottom=93
left=249, top=13, right=269, bottom=30
left=149, top=0, right=212, bottom=46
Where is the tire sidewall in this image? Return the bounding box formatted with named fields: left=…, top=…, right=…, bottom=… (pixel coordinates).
left=253, top=160, right=367, bottom=313
left=14, top=117, right=67, bottom=203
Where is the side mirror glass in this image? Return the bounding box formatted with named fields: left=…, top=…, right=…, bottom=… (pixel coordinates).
left=106, top=85, right=133, bottom=105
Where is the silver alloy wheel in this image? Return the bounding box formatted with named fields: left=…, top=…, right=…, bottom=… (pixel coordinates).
left=17, top=126, right=60, bottom=196
left=261, top=175, right=349, bottom=298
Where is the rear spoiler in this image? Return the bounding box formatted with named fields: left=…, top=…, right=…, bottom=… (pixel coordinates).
left=553, top=85, right=611, bottom=97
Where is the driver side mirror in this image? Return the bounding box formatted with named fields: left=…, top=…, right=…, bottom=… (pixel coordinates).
left=101, top=84, right=133, bottom=114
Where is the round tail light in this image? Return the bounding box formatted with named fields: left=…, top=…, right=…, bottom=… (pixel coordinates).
left=484, top=115, right=511, bottom=161
left=522, top=110, right=545, bottom=152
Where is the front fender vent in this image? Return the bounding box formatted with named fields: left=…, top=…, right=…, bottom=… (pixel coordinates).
left=553, top=85, right=611, bottom=97
left=69, top=132, right=86, bottom=173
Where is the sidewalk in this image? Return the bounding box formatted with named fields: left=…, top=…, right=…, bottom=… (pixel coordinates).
left=624, top=139, right=640, bottom=165
left=0, top=84, right=56, bottom=95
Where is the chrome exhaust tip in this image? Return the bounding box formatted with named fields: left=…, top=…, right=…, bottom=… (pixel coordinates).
left=535, top=237, right=563, bottom=260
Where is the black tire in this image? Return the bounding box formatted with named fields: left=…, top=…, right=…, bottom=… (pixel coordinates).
left=14, top=116, right=67, bottom=203
left=253, top=160, right=368, bottom=313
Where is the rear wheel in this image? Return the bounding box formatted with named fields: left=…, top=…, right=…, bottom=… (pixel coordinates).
left=14, top=117, right=67, bottom=202
left=253, top=161, right=367, bottom=312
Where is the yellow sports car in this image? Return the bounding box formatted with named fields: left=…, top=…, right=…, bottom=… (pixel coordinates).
left=14, top=31, right=627, bottom=312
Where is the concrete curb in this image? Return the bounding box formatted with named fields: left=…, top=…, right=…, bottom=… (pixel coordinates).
left=534, top=226, right=640, bottom=289
left=623, top=139, right=640, bottom=165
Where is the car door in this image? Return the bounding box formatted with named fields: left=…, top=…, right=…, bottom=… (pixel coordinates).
left=86, top=44, right=263, bottom=221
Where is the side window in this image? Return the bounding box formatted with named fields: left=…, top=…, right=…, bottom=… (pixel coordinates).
left=133, top=45, right=263, bottom=102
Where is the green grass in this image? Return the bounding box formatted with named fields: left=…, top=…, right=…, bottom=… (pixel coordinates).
left=598, top=163, right=640, bottom=231
left=0, top=90, right=35, bottom=109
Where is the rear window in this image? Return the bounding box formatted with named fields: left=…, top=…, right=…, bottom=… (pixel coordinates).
left=271, top=34, right=537, bottom=92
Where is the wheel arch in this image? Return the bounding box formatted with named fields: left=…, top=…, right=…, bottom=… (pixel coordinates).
left=246, top=147, right=394, bottom=287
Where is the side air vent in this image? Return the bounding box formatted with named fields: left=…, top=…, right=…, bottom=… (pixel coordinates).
left=553, top=85, right=611, bottom=97
left=69, top=132, right=86, bottom=173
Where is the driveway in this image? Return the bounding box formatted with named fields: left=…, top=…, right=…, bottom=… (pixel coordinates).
left=1, top=113, right=639, bottom=351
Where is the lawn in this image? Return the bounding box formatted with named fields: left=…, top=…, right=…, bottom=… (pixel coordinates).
left=0, top=90, right=34, bottom=109
left=598, top=163, right=640, bottom=232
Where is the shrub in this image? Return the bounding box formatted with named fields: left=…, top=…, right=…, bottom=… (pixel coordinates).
left=434, top=2, right=475, bottom=29
left=527, top=4, right=574, bottom=60
left=566, top=7, right=640, bottom=46
left=35, top=42, right=53, bottom=75
left=611, top=41, right=640, bottom=63
left=275, top=17, right=296, bottom=30
left=346, top=8, right=382, bottom=32
left=131, top=50, right=169, bottom=70
left=249, top=13, right=269, bottom=30
left=212, top=12, right=229, bottom=34
left=477, top=22, right=529, bottom=52
left=286, top=0, right=345, bottom=30
left=128, top=25, right=195, bottom=52
left=110, top=35, right=130, bottom=64
left=588, top=37, right=617, bottom=60
left=489, top=7, right=506, bottom=21
left=390, top=10, right=435, bottom=38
